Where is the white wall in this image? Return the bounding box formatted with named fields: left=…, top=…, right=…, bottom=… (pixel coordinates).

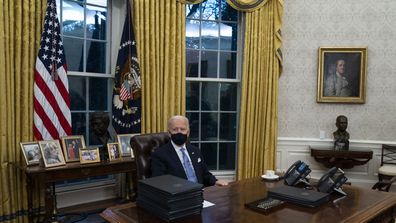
left=277, top=0, right=396, bottom=190
left=279, top=0, right=396, bottom=140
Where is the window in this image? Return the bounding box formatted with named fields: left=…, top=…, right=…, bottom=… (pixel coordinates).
left=56, top=0, right=113, bottom=187
left=185, top=0, right=240, bottom=173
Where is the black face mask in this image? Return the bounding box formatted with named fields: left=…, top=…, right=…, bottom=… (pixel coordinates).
left=171, top=133, right=188, bottom=146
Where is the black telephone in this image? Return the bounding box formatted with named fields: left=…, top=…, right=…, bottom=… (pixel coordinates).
left=283, top=160, right=311, bottom=186
left=317, top=167, right=348, bottom=195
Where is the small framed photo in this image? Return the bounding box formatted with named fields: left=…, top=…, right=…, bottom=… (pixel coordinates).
left=39, top=140, right=66, bottom=168
left=79, top=148, right=101, bottom=164
left=317, top=47, right=367, bottom=103
left=107, top=143, right=122, bottom=161
left=20, top=142, right=41, bottom=166
left=117, top=134, right=138, bottom=157
left=60, top=135, right=86, bottom=162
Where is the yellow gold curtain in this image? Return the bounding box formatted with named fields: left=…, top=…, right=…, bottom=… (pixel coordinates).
left=0, top=0, right=45, bottom=222
left=237, top=0, right=283, bottom=180
left=132, top=0, right=186, bottom=133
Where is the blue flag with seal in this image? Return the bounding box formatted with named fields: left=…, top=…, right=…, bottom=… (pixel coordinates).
left=112, top=1, right=141, bottom=134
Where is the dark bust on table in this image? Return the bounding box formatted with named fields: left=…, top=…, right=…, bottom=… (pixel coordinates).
left=333, top=115, right=349, bottom=150
left=90, top=112, right=114, bottom=161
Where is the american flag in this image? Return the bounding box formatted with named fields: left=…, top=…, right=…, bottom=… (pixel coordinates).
left=33, top=0, right=71, bottom=140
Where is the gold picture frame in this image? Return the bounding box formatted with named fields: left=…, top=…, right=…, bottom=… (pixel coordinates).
left=79, top=148, right=101, bottom=164
left=107, top=143, right=122, bottom=161
left=60, top=135, right=86, bottom=162
left=117, top=134, right=138, bottom=157
left=317, top=47, right=367, bottom=103
left=20, top=142, right=41, bottom=166
left=39, top=140, right=66, bottom=168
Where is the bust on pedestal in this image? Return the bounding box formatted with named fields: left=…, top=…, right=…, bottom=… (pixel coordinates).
left=333, top=115, right=349, bottom=151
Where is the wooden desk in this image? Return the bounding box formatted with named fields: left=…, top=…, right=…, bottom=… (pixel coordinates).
left=310, top=147, right=373, bottom=169
left=101, top=178, right=396, bottom=223
left=12, top=158, right=136, bottom=223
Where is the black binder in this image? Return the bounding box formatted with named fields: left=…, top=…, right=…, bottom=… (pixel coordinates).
left=138, top=174, right=203, bottom=196
left=268, top=185, right=330, bottom=207
left=137, top=175, right=203, bottom=221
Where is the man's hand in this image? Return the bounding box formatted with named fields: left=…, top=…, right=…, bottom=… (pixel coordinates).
left=215, top=179, right=229, bottom=186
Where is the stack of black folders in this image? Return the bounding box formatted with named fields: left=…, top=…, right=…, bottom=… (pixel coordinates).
left=137, top=175, right=204, bottom=222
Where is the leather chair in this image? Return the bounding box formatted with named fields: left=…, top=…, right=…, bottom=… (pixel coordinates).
left=130, top=132, right=170, bottom=186
left=372, top=144, right=396, bottom=192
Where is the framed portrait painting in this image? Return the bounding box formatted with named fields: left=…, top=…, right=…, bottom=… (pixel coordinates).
left=117, top=134, right=138, bottom=157
left=39, top=140, right=66, bottom=168
left=20, top=142, right=41, bottom=166
left=317, top=47, right=367, bottom=103
left=79, top=148, right=101, bottom=164
left=60, top=135, right=86, bottom=162
left=107, top=143, right=122, bottom=161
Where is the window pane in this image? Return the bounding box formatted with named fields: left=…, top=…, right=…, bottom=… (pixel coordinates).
left=219, top=143, right=235, bottom=170
left=62, top=0, right=84, bottom=38
left=201, top=51, right=217, bottom=78
left=202, top=0, right=219, bottom=20
left=220, top=83, right=237, bottom=111
left=219, top=52, right=236, bottom=79
left=86, top=40, right=106, bottom=73
left=71, top=112, right=86, bottom=136
left=186, top=112, right=199, bottom=141
left=63, top=37, right=84, bottom=72
left=69, top=76, right=86, bottom=110
left=202, top=21, right=218, bottom=50
left=220, top=113, right=236, bottom=140
left=186, top=4, right=200, bottom=19
left=201, top=143, right=217, bottom=170
left=201, top=112, right=218, bottom=140
left=86, top=7, right=107, bottom=40
left=87, top=0, right=107, bottom=7
left=186, top=49, right=199, bottom=77
left=221, top=2, right=238, bottom=21
left=186, top=20, right=199, bottom=49
left=89, top=77, right=108, bottom=110
left=186, top=81, right=200, bottom=110
left=201, top=82, right=218, bottom=111
left=220, top=23, right=237, bottom=51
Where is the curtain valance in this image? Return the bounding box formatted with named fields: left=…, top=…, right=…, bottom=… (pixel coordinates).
left=226, top=0, right=269, bottom=11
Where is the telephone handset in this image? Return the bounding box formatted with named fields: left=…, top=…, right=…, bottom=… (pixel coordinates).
left=283, top=160, right=312, bottom=186
left=317, top=167, right=348, bottom=195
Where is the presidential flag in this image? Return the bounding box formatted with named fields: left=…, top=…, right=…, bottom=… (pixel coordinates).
left=33, top=0, right=71, bottom=140
left=112, top=1, right=141, bottom=134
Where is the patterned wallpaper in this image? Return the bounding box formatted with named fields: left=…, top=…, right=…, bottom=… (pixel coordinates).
left=278, top=0, right=396, bottom=141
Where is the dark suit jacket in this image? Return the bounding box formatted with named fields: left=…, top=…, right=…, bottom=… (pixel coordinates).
left=151, top=142, right=217, bottom=187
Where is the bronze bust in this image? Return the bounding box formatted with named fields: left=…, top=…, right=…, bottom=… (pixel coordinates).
left=90, top=112, right=113, bottom=161
left=333, top=115, right=349, bottom=150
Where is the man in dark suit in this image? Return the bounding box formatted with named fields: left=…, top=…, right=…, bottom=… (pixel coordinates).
left=151, top=115, right=228, bottom=187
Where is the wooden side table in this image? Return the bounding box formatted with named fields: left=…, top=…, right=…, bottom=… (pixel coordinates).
left=310, top=147, right=373, bottom=169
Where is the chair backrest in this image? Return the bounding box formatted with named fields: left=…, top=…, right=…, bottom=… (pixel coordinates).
left=130, top=132, right=170, bottom=181
left=381, top=144, right=396, bottom=166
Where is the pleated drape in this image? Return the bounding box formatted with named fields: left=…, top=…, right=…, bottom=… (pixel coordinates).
left=0, top=0, right=45, bottom=222
left=132, top=0, right=186, bottom=133
left=237, top=0, right=283, bottom=180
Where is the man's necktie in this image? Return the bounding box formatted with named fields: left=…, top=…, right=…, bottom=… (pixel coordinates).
left=181, top=148, right=198, bottom=183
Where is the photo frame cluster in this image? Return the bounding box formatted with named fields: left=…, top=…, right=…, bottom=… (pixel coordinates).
left=20, top=133, right=139, bottom=168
